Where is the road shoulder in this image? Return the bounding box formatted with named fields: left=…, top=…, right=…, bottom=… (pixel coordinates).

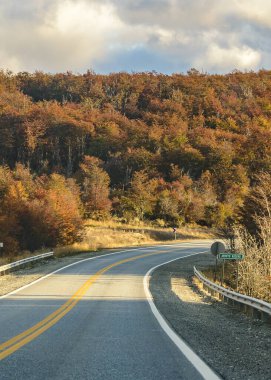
left=149, top=253, right=271, bottom=380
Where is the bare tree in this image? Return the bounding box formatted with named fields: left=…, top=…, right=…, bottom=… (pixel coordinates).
left=234, top=216, right=271, bottom=301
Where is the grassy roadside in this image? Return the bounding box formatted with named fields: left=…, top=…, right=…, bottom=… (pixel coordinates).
left=196, top=260, right=271, bottom=303
left=196, top=259, right=243, bottom=298
left=54, top=220, right=213, bottom=257
left=0, top=219, right=214, bottom=265
left=199, top=262, right=236, bottom=287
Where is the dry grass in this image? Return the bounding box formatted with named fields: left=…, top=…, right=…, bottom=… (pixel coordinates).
left=1, top=219, right=213, bottom=262
left=54, top=220, right=213, bottom=258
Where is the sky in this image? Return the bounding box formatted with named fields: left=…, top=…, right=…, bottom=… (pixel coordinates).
left=0, top=0, right=270, bottom=74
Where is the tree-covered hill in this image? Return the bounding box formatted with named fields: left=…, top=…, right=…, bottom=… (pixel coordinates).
left=0, top=69, right=271, bottom=254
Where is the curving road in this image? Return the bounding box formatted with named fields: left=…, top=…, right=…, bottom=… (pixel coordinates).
left=0, top=241, right=220, bottom=380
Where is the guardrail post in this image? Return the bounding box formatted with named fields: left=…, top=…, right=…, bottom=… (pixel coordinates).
left=261, top=311, right=271, bottom=324
left=238, top=302, right=245, bottom=312
left=194, top=266, right=271, bottom=323
left=253, top=308, right=262, bottom=320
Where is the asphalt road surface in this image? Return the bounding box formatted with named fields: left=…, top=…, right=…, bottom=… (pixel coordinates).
left=0, top=241, right=219, bottom=380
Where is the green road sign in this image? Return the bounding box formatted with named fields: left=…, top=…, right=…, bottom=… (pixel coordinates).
left=218, top=253, right=244, bottom=260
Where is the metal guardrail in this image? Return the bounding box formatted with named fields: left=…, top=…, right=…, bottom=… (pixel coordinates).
left=194, top=266, right=271, bottom=321
left=0, top=251, right=54, bottom=275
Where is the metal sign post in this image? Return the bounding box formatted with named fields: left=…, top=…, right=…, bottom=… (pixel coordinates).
left=214, top=256, right=218, bottom=282
left=217, top=253, right=244, bottom=287
left=221, top=259, right=225, bottom=286
left=173, top=227, right=177, bottom=240
left=210, top=243, right=244, bottom=288
left=236, top=260, right=239, bottom=291
left=210, top=242, right=226, bottom=282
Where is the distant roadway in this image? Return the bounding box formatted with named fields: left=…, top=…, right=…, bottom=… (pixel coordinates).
left=0, top=241, right=220, bottom=379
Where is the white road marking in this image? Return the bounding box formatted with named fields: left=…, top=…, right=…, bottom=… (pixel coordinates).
left=143, top=251, right=221, bottom=380
left=0, top=242, right=209, bottom=300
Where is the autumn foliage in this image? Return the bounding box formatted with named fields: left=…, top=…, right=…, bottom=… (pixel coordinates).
left=0, top=69, right=271, bottom=255
left=0, top=164, right=82, bottom=256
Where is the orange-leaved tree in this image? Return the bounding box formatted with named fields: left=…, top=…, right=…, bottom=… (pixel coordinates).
left=79, top=155, right=111, bottom=219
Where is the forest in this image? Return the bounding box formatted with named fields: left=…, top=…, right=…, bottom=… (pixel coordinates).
left=0, top=69, right=271, bottom=257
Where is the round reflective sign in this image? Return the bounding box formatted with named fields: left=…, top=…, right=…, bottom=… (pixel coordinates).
left=210, top=241, right=226, bottom=256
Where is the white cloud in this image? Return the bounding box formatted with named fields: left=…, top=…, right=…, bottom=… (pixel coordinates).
left=234, top=0, right=271, bottom=28
left=197, top=44, right=261, bottom=72
left=0, top=51, right=21, bottom=73
left=0, top=0, right=125, bottom=72
left=0, top=0, right=269, bottom=73
left=54, top=1, right=121, bottom=35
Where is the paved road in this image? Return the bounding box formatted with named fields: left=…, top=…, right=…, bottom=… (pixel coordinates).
left=0, top=241, right=219, bottom=380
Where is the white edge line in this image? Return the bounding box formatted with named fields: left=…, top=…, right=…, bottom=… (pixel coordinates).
left=0, top=241, right=210, bottom=300
left=143, top=251, right=221, bottom=380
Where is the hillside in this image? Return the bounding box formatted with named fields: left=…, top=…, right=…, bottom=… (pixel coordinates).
left=0, top=69, right=271, bottom=255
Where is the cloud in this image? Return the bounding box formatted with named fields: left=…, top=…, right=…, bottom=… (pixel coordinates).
left=0, top=0, right=125, bottom=72
left=235, top=0, right=271, bottom=28
left=196, top=44, right=261, bottom=72
left=0, top=0, right=270, bottom=73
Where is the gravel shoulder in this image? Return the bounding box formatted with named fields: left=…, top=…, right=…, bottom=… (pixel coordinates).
left=149, top=253, right=271, bottom=380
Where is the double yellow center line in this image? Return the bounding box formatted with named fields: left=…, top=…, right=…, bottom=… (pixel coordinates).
left=0, top=250, right=166, bottom=360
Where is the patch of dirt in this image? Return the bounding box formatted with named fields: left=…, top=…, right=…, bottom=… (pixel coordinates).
left=171, top=277, right=206, bottom=304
